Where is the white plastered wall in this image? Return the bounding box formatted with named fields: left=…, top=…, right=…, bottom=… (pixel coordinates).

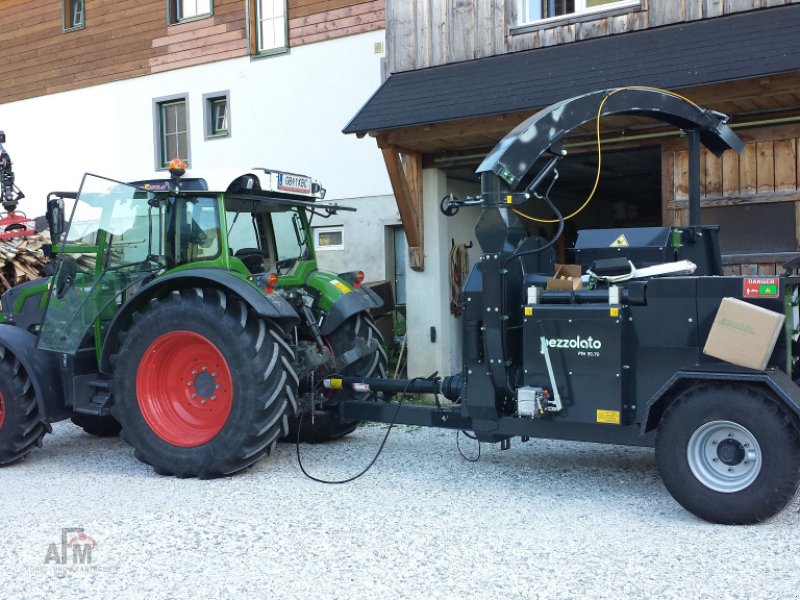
left=405, top=169, right=482, bottom=378
left=0, top=31, right=390, bottom=214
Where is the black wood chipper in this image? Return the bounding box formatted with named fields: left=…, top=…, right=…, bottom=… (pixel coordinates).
left=325, top=87, right=800, bottom=524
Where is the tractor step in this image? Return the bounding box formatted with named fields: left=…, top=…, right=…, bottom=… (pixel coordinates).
left=72, top=377, right=114, bottom=416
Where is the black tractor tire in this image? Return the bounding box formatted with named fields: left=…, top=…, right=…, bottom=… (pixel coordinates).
left=290, top=312, right=387, bottom=443
left=0, top=347, right=49, bottom=466
left=656, top=384, right=800, bottom=524
left=111, top=288, right=298, bottom=478
left=71, top=414, right=122, bottom=437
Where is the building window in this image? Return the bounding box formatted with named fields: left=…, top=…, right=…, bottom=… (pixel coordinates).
left=314, top=226, right=344, bottom=251
left=63, top=0, right=84, bottom=31
left=153, top=95, right=190, bottom=169
left=203, top=92, right=230, bottom=139
left=169, top=0, right=213, bottom=24
left=254, top=0, right=288, bottom=54
left=520, top=0, right=638, bottom=23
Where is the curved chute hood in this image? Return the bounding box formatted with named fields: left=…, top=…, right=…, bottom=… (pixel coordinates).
left=477, top=87, right=744, bottom=192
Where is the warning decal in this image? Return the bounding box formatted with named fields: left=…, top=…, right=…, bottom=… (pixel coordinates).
left=596, top=409, right=621, bottom=425
left=743, top=278, right=779, bottom=298
left=609, top=234, right=629, bottom=248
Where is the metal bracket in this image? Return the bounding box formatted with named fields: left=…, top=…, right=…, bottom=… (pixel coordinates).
left=540, top=335, right=563, bottom=412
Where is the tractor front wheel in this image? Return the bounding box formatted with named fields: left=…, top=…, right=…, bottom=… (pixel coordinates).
left=656, top=385, right=800, bottom=524
left=0, top=348, right=49, bottom=466
left=112, top=288, right=298, bottom=478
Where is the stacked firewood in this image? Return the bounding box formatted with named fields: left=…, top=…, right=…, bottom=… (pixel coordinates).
left=0, top=232, right=51, bottom=294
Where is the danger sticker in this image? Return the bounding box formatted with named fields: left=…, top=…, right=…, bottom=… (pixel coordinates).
left=609, top=234, right=629, bottom=248
left=743, top=278, right=779, bottom=298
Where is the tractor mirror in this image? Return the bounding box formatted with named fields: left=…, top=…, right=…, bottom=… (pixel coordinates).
left=46, top=197, right=65, bottom=240
left=291, top=213, right=306, bottom=246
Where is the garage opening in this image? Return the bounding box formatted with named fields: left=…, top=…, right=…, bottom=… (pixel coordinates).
left=444, top=145, right=662, bottom=262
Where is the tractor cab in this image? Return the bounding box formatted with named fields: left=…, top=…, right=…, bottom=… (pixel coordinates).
left=38, top=166, right=367, bottom=361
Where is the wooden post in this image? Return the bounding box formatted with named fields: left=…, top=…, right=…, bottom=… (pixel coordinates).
left=379, top=139, right=425, bottom=271
left=688, top=129, right=701, bottom=226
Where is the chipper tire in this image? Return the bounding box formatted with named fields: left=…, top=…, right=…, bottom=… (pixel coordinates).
left=290, top=312, right=387, bottom=443
left=112, top=288, right=298, bottom=478
left=71, top=414, right=122, bottom=437
left=656, top=384, right=800, bottom=524
left=0, top=347, right=49, bottom=466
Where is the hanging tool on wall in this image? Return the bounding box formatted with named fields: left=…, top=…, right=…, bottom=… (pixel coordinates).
left=449, top=239, right=469, bottom=315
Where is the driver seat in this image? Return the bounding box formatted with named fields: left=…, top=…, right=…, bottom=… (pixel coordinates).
left=234, top=247, right=267, bottom=274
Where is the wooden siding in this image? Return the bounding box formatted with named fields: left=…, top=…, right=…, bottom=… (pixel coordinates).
left=387, top=0, right=800, bottom=73
left=150, top=4, right=248, bottom=74
left=0, top=0, right=384, bottom=105
left=289, top=0, right=385, bottom=46
left=663, top=124, right=800, bottom=275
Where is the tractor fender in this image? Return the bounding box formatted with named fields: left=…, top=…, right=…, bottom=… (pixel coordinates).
left=99, top=268, right=299, bottom=373
left=642, top=366, right=800, bottom=434
left=0, top=324, right=65, bottom=423
left=319, top=287, right=383, bottom=336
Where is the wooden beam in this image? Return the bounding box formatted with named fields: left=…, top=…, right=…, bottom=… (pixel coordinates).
left=380, top=142, right=424, bottom=271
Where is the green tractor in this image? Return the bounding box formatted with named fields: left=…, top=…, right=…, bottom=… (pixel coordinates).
left=0, top=164, right=386, bottom=477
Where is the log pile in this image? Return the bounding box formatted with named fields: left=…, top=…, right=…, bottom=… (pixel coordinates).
left=0, top=232, right=51, bottom=294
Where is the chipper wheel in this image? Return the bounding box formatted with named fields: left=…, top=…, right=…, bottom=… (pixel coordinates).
left=290, top=312, right=387, bottom=443
left=0, top=347, right=49, bottom=466
left=112, top=288, right=298, bottom=478
left=656, top=385, right=800, bottom=524
left=71, top=414, right=122, bottom=437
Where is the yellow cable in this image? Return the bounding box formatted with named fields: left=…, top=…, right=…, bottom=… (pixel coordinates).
left=513, top=86, right=699, bottom=224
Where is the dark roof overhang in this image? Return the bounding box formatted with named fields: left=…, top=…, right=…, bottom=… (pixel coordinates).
left=345, top=4, right=800, bottom=138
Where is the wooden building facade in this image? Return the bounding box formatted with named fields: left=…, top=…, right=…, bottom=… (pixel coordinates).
left=0, top=0, right=385, bottom=105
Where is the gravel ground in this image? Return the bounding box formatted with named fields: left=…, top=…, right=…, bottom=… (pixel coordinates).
left=3, top=421, right=800, bottom=600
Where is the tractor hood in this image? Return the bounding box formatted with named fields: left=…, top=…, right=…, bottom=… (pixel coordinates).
left=477, top=87, right=744, bottom=192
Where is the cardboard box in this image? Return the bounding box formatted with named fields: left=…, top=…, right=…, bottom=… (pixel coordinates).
left=703, top=297, right=785, bottom=370
left=546, top=264, right=582, bottom=291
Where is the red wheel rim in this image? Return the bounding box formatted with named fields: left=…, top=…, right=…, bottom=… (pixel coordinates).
left=137, top=331, right=233, bottom=447
left=0, top=391, right=5, bottom=430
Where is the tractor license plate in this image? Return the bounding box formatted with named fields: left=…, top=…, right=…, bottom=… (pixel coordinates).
left=278, top=173, right=312, bottom=194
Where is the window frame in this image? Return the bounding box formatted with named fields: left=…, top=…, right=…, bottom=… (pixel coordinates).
left=313, top=226, right=344, bottom=252
left=62, top=0, right=85, bottom=32
left=168, top=0, right=214, bottom=25
left=153, top=94, right=191, bottom=171
left=248, top=0, right=289, bottom=57
left=203, top=91, right=231, bottom=140
left=515, top=0, right=640, bottom=30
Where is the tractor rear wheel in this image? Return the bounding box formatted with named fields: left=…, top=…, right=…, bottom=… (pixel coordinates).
left=71, top=414, right=122, bottom=437
left=656, top=385, right=800, bottom=524
left=291, top=312, right=387, bottom=443
left=112, top=288, right=298, bottom=478
left=0, top=348, right=49, bottom=466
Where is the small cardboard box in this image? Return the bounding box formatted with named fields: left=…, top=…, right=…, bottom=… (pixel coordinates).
left=703, top=297, right=785, bottom=370
left=546, top=264, right=582, bottom=291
